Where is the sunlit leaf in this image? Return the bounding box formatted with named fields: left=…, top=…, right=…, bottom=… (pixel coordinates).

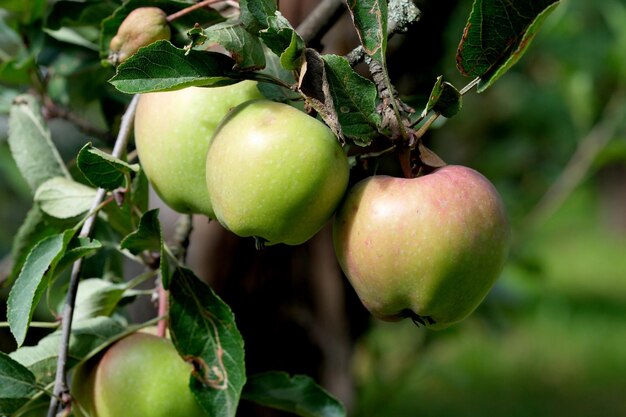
left=109, top=40, right=240, bottom=93
left=7, top=95, right=70, bottom=195
left=77, top=142, right=139, bottom=191
left=7, top=230, right=75, bottom=347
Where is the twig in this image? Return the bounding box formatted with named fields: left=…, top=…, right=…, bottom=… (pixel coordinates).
left=46, top=95, right=140, bottom=417
left=296, top=0, right=346, bottom=46
left=166, top=0, right=228, bottom=23
left=525, top=89, right=626, bottom=227
left=43, top=100, right=113, bottom=143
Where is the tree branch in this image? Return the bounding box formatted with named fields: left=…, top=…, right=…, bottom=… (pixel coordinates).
left=46, top=94, right=140, bottom=417
left=296, top=0, right=346, bottom=46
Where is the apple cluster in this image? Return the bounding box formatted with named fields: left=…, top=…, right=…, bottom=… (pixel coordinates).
left=72, top=67, right=510, bottom=417
left=134, top=81, right=511, bottom=328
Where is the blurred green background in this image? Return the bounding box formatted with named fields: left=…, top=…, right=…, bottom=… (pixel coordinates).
left=352, top=0, right=626, bottom=416
left=1, top=0, right=625, bottom=416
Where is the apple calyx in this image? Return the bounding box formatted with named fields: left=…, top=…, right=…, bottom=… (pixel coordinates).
left=400, top=309, right=437, bottom=327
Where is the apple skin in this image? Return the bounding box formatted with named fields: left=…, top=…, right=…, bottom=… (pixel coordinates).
left=109, top=7, right=171, bottom=66
left=71, top=332, right=205, bottom=417
left=134, top=81, right=263, bottom=217
left=205, top=99, right=350, bottom=246
left=332, top=165, right=510, bottom=328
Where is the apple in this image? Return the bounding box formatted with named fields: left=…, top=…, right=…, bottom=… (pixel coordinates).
left=332, top=165, right=510, bottom=328
left=205, top=99, right=350, bottom=246
left=109, top=7, right=171, bottom=66
left=134, top=81, right=264, bottom=217
left=71, top=332, right=205, bottom=417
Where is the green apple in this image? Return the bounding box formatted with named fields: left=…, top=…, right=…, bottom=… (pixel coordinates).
left=205, top=99, right=349, bottom=246
left=134, top=81, right=263, bottom=217
left=333, top=165, right=510, bottom=328
left=109, top=7, right=171, bottom=66
left=71, top=332, right=205, bottom=417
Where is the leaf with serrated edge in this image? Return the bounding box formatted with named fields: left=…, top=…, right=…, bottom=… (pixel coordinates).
left=346, top=0, right=388, bottom=63
left=0, top=352, right=38, bottom=415
left=7, top=95, right=70, bottom=195
left=120, top=209, right=161, bottom=255
left=424, top=76, right=462, bottom=118
left=109, top=40, right=241, bottom=94
left=53, top=237, right=102, bottom=280
left=169, top=267, right=245, bottom=417
left=34, top=177, right=98, bottom=220
left=9, top=206, right=59, bottom=286
left=7, top=230, right=75, bottom=347
left=71, top=278, right=131, bottom=322
left=204, top=20, right=266, bottom=70
left=242, top=371, right=346, bottom=417
left=322, top=54, right=380, bottom=145
left=260, top=14, right=304, bottom=71
left=77, top=143, right=139, bottom=191
left=456, top=0, right=560, bottom=91
left=477, top=2, right=560, bottom=92
left=239, top=0, right=276, bottom=33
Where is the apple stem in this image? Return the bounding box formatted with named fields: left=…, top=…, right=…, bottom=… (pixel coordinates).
left=157, top=279, right=168, bottom=338
left=398, top=148, right=413, bottom=178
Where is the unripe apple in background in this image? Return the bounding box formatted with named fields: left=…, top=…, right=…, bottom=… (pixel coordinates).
left=108, top=7, right=171, bottom=66
left=134, top=81, right=263, bottom=217
left=71, top=332, right=206, bottom=417
left=206, top=99, right=350, bottom=246
left=333, top=165, right=510, bottom=328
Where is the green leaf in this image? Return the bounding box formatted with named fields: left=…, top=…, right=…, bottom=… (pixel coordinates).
left=0, top=352, right=38, bottom=415
left=346, top=0, right=388, bottom=63
left=34, top=177, right=98, bottom=220
left=10, top=317, right=127, bottom=386
left=46, top=0, right=120, bottom=30
left=239, top=0, right=277, bottom=33
left=7, top=95, right=70, bottom=195
left=456, top=0, right=560, bottom=92
left=77, top=142, right=139, bottom=190
left=424, top=76, right=462, bottom=118
left=54, top=237, right=102, bottom=279
left=0, top=16, right=35, bottom=85
left=109, top=40, right=241, bottom=93
left=256, top=48, right=299, bottom=102
left=322, top=54, right=380, bottom=146
left=71, top=278, right=134, bottom=322
left=120, top=209, right=161, bottom=255
left=9, top=206, right=59, bottom=286
left=259, top=14, right=304, bottom=71
left=242, top=372, right=346, bottom=417
left=1, top=0, right=47, bottom=24
left=120, top=208, right=172, bottom=290
left=102, top=169, right=149, bottom=237
left=169, top=267, right=246, bottom=417
left=7, top=230, right=75, bottom=347
left=204, top=20, right=266, bottom=71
